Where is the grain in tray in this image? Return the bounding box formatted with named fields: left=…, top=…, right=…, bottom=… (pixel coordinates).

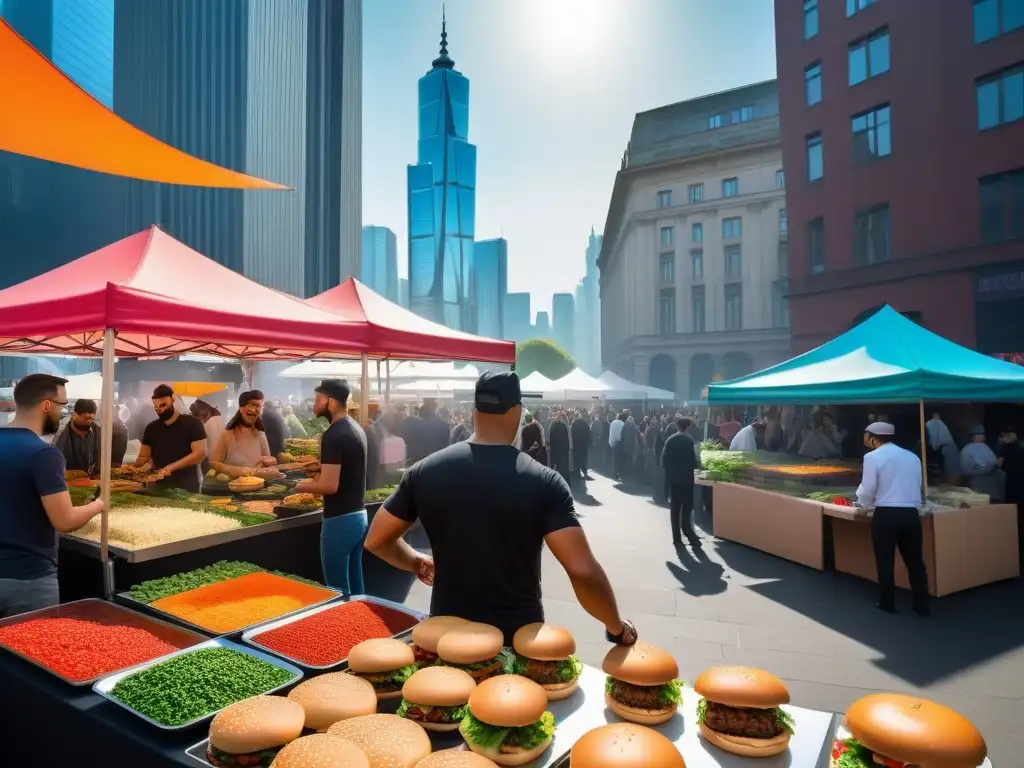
left=70, top=505, right=242, bottom=551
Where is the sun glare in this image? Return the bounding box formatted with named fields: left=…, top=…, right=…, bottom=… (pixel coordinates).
left=533, top=0, right=618, bottom=59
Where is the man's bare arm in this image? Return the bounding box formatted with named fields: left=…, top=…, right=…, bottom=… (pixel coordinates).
left=545, top=527, right=624, bottom=636
left=364, top=508, right=425, bottom=573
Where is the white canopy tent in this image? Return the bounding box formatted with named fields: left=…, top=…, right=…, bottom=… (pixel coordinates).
left=544, top=368, right=611, bottom=402
left=394, top=378, right=476, bottom=394
left=64, top=371, right=104, bottom=401
left=518, top=371, right=555, bottom=394
left=599, top=370, right=675, bottom=401
left=279, top=359, right=480, bottom=382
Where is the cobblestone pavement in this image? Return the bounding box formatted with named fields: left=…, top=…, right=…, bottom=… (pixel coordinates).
left=370, top=473, right=1024, bottom=764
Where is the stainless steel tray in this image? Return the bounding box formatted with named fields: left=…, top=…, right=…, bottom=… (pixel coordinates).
left=92, top=637, right=303, bottom=731
left=115, top=573, right=343, bottom=637
left=0, top=598, right=208, bottom=687
left=184, top=739, right=216, bottom=767
left=241, top=594, right=427, bottom=670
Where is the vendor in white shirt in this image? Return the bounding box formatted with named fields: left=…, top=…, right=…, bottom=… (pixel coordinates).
left=608, top=411, right=626, bottom=481
left=856, top=421, right=930, bottom=616
left=959, top=424, right=1005, bottom=501
left=729, top=418, right=765, bottom=452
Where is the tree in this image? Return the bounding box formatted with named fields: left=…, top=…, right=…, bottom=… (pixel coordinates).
left=516, top=339, right=576, bottom=380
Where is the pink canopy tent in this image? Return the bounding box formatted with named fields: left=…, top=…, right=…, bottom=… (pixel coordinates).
left=306, top=278, right=516, bottom=364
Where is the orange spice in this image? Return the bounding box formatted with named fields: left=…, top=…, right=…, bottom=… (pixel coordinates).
left=150, top=572, right=336, bottom=633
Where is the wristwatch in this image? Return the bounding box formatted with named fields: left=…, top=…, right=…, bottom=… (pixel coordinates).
left=605, top=620, right=634, bottom=643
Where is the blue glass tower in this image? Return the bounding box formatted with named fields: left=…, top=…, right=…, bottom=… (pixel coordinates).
left=474, top=238, right=507, bottom=339
left=407, top=13, right=477, bottom=331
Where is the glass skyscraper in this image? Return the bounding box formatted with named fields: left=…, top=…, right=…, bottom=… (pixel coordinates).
left=407, top=14, right=477, bottom=331
left=474, top=238, right=507, bottom=339
left=505, top=292, right=531, bottom=342
left=552, top=292, right=576, bottom=356
left=361, top=225, right=398, bottom=302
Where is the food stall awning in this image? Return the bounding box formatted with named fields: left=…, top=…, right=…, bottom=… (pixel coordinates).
left=0, top=227, right=367, bottom=360
left=279, top=359, right=480, bottom=381
left=0, top=20, right=286, bottom=189
left=305, top=278, right=516, bottom=364
left=544, top=368, right=612, bottom=401
left=708, top=304, right=1024, bottom=404
left=518, top=371, right=556, bottom=392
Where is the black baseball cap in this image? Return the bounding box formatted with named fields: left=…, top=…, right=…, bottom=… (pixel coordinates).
left=475, top=371, right=521, bottom=415
left=315, top=379, right=351, bottom=404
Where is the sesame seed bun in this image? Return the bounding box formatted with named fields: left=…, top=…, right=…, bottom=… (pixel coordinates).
left=328, top=714, right=432, bottom=768
left=601, top=643, right=679, bottom=687
left=843, top=694, right=987, bottom=768
left=512, top=623, right=575, bottom=661
left=692, top=666, right=790, bottom=709
left=467, top=675, right=548, bottom=728
left=208, top=695, right=305, bottom=754
left=402, top=665, right=476, bottom=707
left=271, top=734, right=370, bottom=768
left=347, top=638, right=416, bottom=674
left=436, top=622, right=504, bottom=665
left=698, top=723, right=790, bottom=758
left=288, top=672, right=378, bottom=731
left=603, top=694, right=677, bottom=726
left=569, top=723, right=686, bottom=768
left=411, top=616, right=470, bottom=654
left=466, top=738, right=553, bottom=767
left=414, top=749, right=499, bottom=767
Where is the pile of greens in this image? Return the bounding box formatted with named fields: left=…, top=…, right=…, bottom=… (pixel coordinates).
left=300, top=417, right=331, bottom=437
left=831, top=738, right=876, bottom=768
left=696, top=698, right=796, bottom=734
left=699, top=439, right=725, bottom=452
left=700, top=450, right=755, bottom=482
left=126, top=560, right=321, bottom=604
left=364, top=485, right=398, bottom=503
left=458, top=710, right=555, bottom=752
left=606, top=675, right=683, bottom=708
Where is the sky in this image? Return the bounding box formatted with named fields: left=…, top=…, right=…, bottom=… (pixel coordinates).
left=362, top=0, right=777, bottom=318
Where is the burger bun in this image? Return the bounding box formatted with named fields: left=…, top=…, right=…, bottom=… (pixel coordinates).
left=604, top=693, right=677, bottom=726
left=512, top=623, right=575, bottom=661
left=699, top=722, right=790, bottom=758
left=464, top=736, right=553, bottom=767
left=569, top=723, right=685, bottom=768
left=468, top=675, right=548, bottom=728
left=208, top=695, right=305, bottom=754
left=288, top=672, right=377, bottom=731
left=437, top=623, right=504, bottom=665
left=347, top=638, right=416, bottom=674
left=328, top=713, right=431, bottom=768
left=412, top=616, right=470, bottom=654
left=693, top=665, right=790, bottom=709
left=541, top=677, right=579, bottom=701
left=402, top=665, right=476, bottom=707
left=602, top=643, right=678, bottom=687
left=414, top=749, right=500, bottom=767
left=271, top=734, right=370, bottom=768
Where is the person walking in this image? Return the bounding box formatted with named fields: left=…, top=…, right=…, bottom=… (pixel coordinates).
left=520, top=413, right=547, bottom=466
left=294, top=380, right=368, bottom=596
left=856, top=422, right=930, bottom=616
left=661, top=417, right=700, bottom=548
left=570, top=411, right=591, bottom=482
left=363, top=371, right=638, bottom=647
left=548, top=412, right=571, bottom=487
left=608, top=412, right=625, bottom=481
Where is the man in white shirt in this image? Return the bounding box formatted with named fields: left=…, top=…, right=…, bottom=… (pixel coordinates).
left=729, top=418, right=764, bottom=452
left=856, top=422, right=929, bottom=616
left=608, top=411, right=625, bottom=481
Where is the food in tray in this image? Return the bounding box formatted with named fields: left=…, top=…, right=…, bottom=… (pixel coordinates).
left=436, top=623, right=509, bottom=682
left=0, top=601, right=201, bottom=683
left=570, top=722, right=685, bottom=768
left=70, top=505, right=243, bottom=550
left=281, top=493, right=323, bottom=510
left=253, top=467, right=286, bottom=481
left=347, top=638, right=418, bottom=701
left=228, top=476, right=266, bottom=493
left=830, top=693, right=987, bottom=768
left=396, top=665, right=476, bottom=732
left=126, top=561, right=308, bottom=604
left=288, top=672, right=377, bottom=732
left=602, top=642, right=682, bottom=726
left=511, top=622, right=583, bottom=701
left=242, top=500, right=277, bottom=516
left=210, top=497, right=236, bottom=506
left=458, top=674, right=555, bottom=766
left=64, top=469, right=89, bottom=481
left=206, top=695, right=305, bottom=767
left=67, top=477, right=100, bottom=487
left=148, top=572, right=337, bottom=634
left=693, top=665, right=794, bottom=758
left=327, top=714, right=431, bottom=768
left=107, top=647, right=297, bottom=727
left=410, top=615, right=470, bottom=664
left=753, top=462, right=860, bottom=477
left=250, top=600, right=420, bottom=667
left=272, top=733, right=371, bottom=768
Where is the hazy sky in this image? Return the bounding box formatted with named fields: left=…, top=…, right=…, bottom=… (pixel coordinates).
left=363, top=0, right=777, bottom=317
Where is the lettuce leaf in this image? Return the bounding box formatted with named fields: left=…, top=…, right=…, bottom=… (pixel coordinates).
left=392, top=665, right=418, bottom=685
left=397, top=699, right=469, bottom=722
left=696, top=697, right=707, bottom=724
left=500, top=647, right=517, bottom=674
left=775, top=707, right=795, bottom=735
left=834, top=739, right=875, bottom=768
left=505, top=711, right=556, bottom=749
left=605, top=675, right=616, bottom=695
left=459, top=711, right=555, bottom=751
left=459, top=712, right=510, bottom=750
left=558, top=656, right=583, bottom=681
left=657, top=679, right=683, bottom=706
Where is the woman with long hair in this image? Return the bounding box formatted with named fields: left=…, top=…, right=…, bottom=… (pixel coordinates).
left=209, top=390, right=277, bottom=478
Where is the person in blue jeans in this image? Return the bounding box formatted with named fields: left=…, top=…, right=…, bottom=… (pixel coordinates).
left=293, top=379, right=368, bottom=596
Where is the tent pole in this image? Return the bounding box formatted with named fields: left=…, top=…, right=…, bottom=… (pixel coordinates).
left=918, top=398, right=929, bottom=500
left=385, top=360, right=391, bottom=406
left=361, top=353, right=370, bottom=424
left=99, top=329, right=116, bottom=599
left=376, top=360, right=382, bottom=399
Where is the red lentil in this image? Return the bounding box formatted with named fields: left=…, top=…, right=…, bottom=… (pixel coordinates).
left=0, top=601, right=201, bottom=682
left=253, top=601, right=419, bottom=666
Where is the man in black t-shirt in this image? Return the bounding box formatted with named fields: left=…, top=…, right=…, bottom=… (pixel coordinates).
left=294, top=379, right=367, bottom=595
left=134, top=385, right=207, bottom=493
left=365, top=371, right=638, bottom=646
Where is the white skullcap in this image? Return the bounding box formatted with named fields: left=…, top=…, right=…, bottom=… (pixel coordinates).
left=866, top=421, right=895, bottom=436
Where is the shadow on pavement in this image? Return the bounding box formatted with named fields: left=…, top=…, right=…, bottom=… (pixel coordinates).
left=665, top=542, right=727, bottom=596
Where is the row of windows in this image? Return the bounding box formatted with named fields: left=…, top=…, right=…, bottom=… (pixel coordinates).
left=655, top=171, right=784, bottom=210
left=803, top=203, right=890, bottom=275
left=977, top=64, right=1024, bottom=131
left=658, top=281, right=788, bottom=334
left=804, top=102, right=890, bottom=181
left=660, top=217, right=743, bottom=247
left=708, top=105, right=756, bottom=131
left=805, top=0, right=883, bottom=37
left=973, top=0, right=1024, bottom=44
left=803, top=27, right=889, bottom=109
left=658, top=245, right=744, bottom=286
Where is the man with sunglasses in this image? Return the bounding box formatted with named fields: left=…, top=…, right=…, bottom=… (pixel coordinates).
left=0, top=374, right=105, bottom=617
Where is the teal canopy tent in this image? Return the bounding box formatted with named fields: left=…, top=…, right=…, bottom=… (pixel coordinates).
left=708, top=305, right=1024, bottom=405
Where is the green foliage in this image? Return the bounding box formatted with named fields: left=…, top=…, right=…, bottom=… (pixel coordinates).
left=515, top=338, right=576, bottom=380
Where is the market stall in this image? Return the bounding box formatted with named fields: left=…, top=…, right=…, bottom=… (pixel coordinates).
left=706, top=306, right=1023, bottom=594
left=544, top=368, right=612, bottom=402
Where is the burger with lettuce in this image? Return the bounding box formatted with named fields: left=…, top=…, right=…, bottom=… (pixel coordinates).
left=602, top=642, right=682, bottom=725
left=396, top=665, right=476, bottom=732
left=346, top=638, right=418, bottom=700
left=459, top=674, right=556, bottom=766
left=694, top=665, right=794, bottom=758
left=511, top=622, right=583, bottom=701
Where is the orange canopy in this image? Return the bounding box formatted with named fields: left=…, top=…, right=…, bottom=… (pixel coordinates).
left=0, top=20, right=287, bottom=190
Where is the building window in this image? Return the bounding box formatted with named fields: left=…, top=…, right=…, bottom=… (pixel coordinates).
left=722, top=177, right=739, bottom=197
left=805, top=62, right=822, bottom=106
left=692, top=222, right=703, bottom=243
left=847, top=0, right=877, bottom=16
left=660, top=226, right=674, bottom=247
left=659, top=289, right=676, bottom=334
left=979, top=169, right=1024, bottom=242
left=689, top=183, right=704, bottom=203
left=804, top=0, right=819, bottom=40
left=691, top=250, right=704, bottom=280
left=852, top=104, right=892, bottom=163
left=974, top=0, right=1024, bottom=44
left=807, top=133, right=823, bottom=181
left=657, top=190, right=672, bottom=209
left=772, top=279, right=790, bottom=328
left=709, top=114, right=723, bottom=130
left=976, top=66, right=1024, bottom=131
left=854, top=204, right=891, bottom=265
left=779, top=208, right=788, bottom=235
left=731, top=105, right=755, bottom=123
left=724, top=244, right=742, bottom=280
left=807, top=217, right=825, bottom=274
left=776, top=169, right=785, bottom=189
left=722, top=217, right=742, bottom=239
left=725, top=284, right=743, bottom=331
left=778, top=240, right=790, bottom=277
left=691, top=285, right=706, bottom=333
left=849, top=28, right=890, bottom=86
left=659, top=253, right=675, bottom=284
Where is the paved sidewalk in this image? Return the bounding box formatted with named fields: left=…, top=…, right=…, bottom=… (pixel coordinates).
left=384, top=473, right=1023, bottom=764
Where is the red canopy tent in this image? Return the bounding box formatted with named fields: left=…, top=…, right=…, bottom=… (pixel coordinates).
left=305, top=278, right=516, bottom=364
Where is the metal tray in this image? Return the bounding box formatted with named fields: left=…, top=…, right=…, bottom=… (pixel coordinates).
left=116, top=572, right=343, bottom=637
left=241, top=595, right=427, bottom=670
left=92, top=637, right=303, bottom=731
left=0, top=598, right=208, bottom=687
left=272, top=503, right=322, bottom=518
left=184, top=740, right=215, bottom=768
